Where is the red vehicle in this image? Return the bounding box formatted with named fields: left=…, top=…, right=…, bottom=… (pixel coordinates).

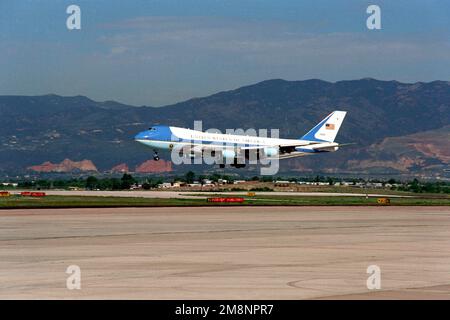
left=207, top=197, right=244, bottom=203
left=21, top=191, right=46, bottom=197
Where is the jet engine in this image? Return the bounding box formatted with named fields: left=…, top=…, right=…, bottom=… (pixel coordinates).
left=263, top=147, right=279, bottom=157
left=222, top=149, right=236, bottom=159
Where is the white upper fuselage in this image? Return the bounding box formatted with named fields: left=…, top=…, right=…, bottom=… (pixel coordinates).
left=169, top=127, right=310, bottom=147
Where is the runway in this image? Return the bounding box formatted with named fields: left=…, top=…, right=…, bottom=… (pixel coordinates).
left=1, top=206, right=449, bottom=299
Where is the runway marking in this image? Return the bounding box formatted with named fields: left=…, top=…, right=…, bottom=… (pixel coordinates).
left=0, top=223, right=441, bottom=242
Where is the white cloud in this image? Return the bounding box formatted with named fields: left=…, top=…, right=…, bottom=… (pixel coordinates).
left=97, top=16, right=450, bottom=65
left=2, top=15, right=449, bottom=106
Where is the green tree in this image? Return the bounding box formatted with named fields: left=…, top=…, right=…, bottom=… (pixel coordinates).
left=410, top=179, right=421, bottom=193
left=18, top=181, right=33, bottom=189
left=86, top=176, right=98, bottom=190
left=142, top=182, right=151, bottom=190
left=209, top=173, right=221, bottom=182
left=221, top=175, right=233, bottom=184
left=121, top=173, right=136, bottom=190
left=111, top=178, right=122, bottom=190
left=185, top=171, right=195, bottom=184
left=98, top=178, right=113, bottom=190
left=35, top=179, right=51, bottom=190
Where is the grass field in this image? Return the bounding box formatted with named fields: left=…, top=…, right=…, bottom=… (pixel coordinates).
left=187, top=183, right=448, bottom=197
left=0, top=194, right=449, bottom=209
left=0, top=195, right=204, bottom=209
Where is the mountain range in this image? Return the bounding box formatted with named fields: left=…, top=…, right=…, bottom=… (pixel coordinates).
left=0, top=78, right=449, bottom=177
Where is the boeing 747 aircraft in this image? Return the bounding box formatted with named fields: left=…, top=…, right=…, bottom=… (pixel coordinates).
left=135, top=111, right=347, bottom=168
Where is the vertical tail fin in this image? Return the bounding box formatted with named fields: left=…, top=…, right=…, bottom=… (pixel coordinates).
left=300, top=111, right=347, bottom=142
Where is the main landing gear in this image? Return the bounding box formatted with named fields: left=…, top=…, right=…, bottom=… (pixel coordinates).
left=218, top=158, right=246, bottom=169
left=228, top=158, right=246, bottom=168
left=153, top=150, right=160, bottom=161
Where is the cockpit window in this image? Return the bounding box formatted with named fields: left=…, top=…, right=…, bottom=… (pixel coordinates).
left=148, top=127, right=156, bottom=131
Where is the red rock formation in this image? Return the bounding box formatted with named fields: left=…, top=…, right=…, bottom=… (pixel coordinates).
left=110, top=163, right=129, bottom=173
left=135, top=159, right=172, bottom=173
left=28, top=161, right=55, bottom=172
left=28, top=159, right=98, bottom=172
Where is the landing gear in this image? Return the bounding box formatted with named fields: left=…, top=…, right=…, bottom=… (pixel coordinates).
left=219, top=163, right=245, bottom=168
left=153, top=150, right=160, bottom=161
left=230, top=158, right=246, bottom=168
left=219, top=161, right=246, bottom=168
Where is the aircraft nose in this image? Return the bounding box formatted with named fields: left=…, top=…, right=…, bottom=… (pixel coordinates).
left=134, top=131, right=149, bottom=140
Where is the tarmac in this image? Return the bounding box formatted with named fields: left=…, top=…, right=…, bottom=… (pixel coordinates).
left=0, top=206, right=449, bottom=299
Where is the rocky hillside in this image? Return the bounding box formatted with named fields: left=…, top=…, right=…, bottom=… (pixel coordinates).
left=346, top=126, right=450, bottom=174
left=0, top=78, right=449, bottom=176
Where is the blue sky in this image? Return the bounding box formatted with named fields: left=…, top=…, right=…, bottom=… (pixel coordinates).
left=1, top=0, right=449, bottom=106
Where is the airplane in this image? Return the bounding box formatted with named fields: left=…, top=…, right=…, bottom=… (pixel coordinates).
left=134, top=110, right=347, bottom=168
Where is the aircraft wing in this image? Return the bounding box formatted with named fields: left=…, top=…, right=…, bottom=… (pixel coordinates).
left=240, top=142, right=310, bottom=154
left=242, top=142, right=352, bottom=160
left=181, top=141, right=351, bottom=158
left=240, top=141, right=310, bottom=150
left=268, top=152, right=308, bottom=160
left=240, top=141, right=339, bottom=152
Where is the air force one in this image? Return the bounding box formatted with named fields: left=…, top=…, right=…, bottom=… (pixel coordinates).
left=135, top=110, right=347, bottom=168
